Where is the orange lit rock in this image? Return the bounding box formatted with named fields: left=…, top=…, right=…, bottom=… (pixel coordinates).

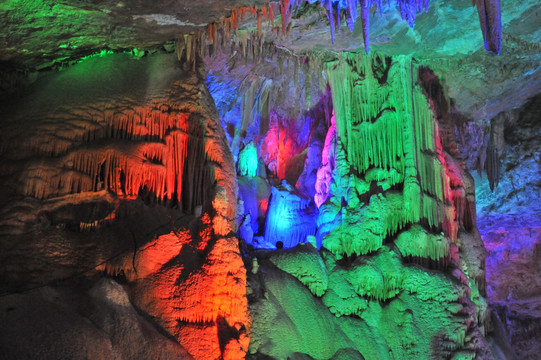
left=0, top=54, right=249, bottom=360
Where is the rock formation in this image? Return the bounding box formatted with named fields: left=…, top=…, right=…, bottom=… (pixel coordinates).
left=0, top=1, right=539, bottom=359
left=0, top=53, right=249, bottom=359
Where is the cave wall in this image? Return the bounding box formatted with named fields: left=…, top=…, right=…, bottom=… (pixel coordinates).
left=0, top=45, right=532, bottom=360
left=0, top=52, right=249, bottom=360
left=470, top=95, right=541, bottom=360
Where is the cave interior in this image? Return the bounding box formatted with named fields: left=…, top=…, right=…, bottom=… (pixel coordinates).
left=0, top=1, right=540, bottom=359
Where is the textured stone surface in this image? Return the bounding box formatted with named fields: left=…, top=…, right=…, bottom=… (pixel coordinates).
left=1, top=1, right=539, bottom=122
left=474, top=95, right=541, bottom=360
left=0, top=52, right=249, bottom=360
left=0, top=281, right=193, bottom=360
left=239, top=53, right=494, bottom=360
left=0, top=0, right=266, bottom=68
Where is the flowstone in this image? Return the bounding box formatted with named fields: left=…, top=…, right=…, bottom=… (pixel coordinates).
left=248, top=52, right=493, bottom=360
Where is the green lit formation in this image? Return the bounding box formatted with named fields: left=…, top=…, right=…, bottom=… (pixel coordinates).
left=237, top=142, right=259, bottom=177
left=269, top=244, right=328, bottom=297
left=251, top=244, right=475, bottom=359
left=321, top=53, right=453, bottom=259
left=0, top=0, right=149, bottom=72
left=249, top=52, right=482, bottom=359
left=395, top=225, right=449, bottom=261
left=346, top=248, right=404, bottom=301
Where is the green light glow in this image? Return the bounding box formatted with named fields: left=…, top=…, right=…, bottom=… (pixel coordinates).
left=269, top=244, right=328, bottom=297
left=346, top=249, right=404, bottom=302
left=237, top=142, right=258, bottom=177
left=247, top=51, right=483, bottom=359
left=395, top=225, right=449, bottom=260
left=322, top=52, right=453, bottom=258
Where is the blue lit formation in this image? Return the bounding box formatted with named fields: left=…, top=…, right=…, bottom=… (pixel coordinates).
left=264, top=183, right=318, bottom=249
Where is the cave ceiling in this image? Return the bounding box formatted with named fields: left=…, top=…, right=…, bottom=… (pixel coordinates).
left=1, top=0, right=540, bottom=120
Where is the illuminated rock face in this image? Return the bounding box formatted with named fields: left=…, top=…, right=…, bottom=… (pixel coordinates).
left=473, top=95, right=541, bottom=360
left=243, top=53, right=492, bottom=359
left=1, top=2, right=535, bottom=353
left=0, top=53, right=249, bottom=360
left=264, top=183, right=318, bottom=249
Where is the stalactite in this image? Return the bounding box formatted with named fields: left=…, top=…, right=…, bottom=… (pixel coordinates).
left=189, top=0, right=502, bottom=58
left=360, top=0, right=370, bottom=54
left=326, top=0, right=335, bottom=43
left=175, top=33, right=200, bottom=70
left=323, top=52, right=459, bottom=259
left=237, top=142, right=258, bottom=177
left=301, top=0, right=499, bottom=54
left=474, top=0, right=502, bottom=55
left=240, top=78, right=274, bottom=139
left=313, top=0, right=431, bottom=52
left=280, top=0, right=292, bottom=37
left=257, top=10, right=262, bottom=38
left=20, top=106, right=213, bottom=214
left=201, top=3, right=282, bottom=59
left=335, top=1, right=341, bottom=31
left=346, top=0, right=357, bottom=32
left=327, top=53, right=404, bottom=173
left=485, top=143, right=500, bottom=191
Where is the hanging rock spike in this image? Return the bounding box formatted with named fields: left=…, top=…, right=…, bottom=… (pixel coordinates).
left=197, top=0, right=500, bottom=56
left=474, top=0, right=502, bottom=55
left=336, top=1, right=341, bottom=31
left=280, top=0, right=292, bottom=36
left=360, top=0, right=370, bottom=54
left=347, top=0, right=357, bottom=32
left=257, top=10, right=262, bottom=38
left=325, top=0, right=335, bottom=43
